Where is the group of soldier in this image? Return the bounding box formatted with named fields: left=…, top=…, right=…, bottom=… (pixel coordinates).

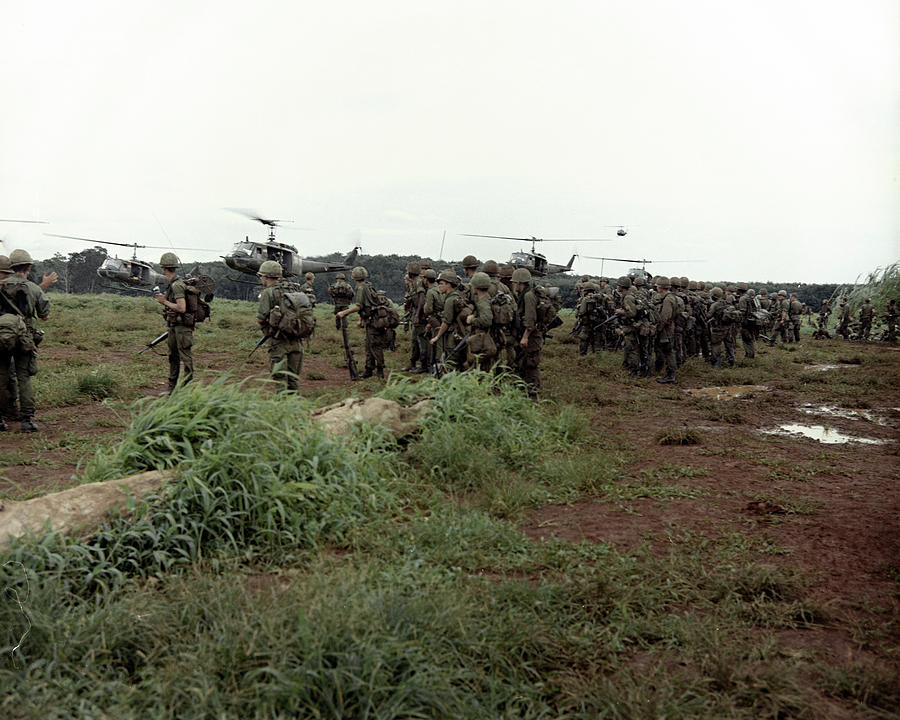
left=814, top=296, right=897, bottom=342
left=3, top=244, right=899, bottom=432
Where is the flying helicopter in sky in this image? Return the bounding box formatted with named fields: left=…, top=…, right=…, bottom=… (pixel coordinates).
left=224, top=209, right=359, bottom=280
left=45, top=233, right=208, bottom=291
left=581, top=255, right=705, bottom=281
left=460, top=233, right=616, bottom=277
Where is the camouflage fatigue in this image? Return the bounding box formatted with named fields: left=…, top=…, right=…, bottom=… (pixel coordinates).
left=789, top=299, right=803, bottom=342
left=258, top=281, right=304, bottom=391
left=0, top=274, right=49, bottom=420
left=439, top=288, right=468, bottom=370
left=300, top=281, right=317, bottom=307
left=466, top=295, right=497, bottom=371
left=618, top=288, right=640, bottom=375
left=356, top=281, right=390, bottom=375
left=423, top=284, right=445, bottom=369
left=837, top=302, right=852, bottom=340
left=885, top=302, right=897, bottom=341
left=656, top=291, right=678, bottom=378
left=515, top=287, right=543, bottom=397
left=328, top=279, right=355, bottom=330
left=859, top=301, right=874, bottom=340
left=737, top=292, right=758, bottom=358
left=164, top=277, right=193, bottom=389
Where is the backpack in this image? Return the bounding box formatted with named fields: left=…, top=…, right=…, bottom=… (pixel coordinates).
left=532, top=286, right=558, bottom=331
left=0, top=283, right=35, bottom=353
left=490, top=290, right=516, bottom=326
left=184, top=275, right=215, bottom=323
left=722, top=304, right=743, bottom=324
left=269, top=288, right=316, bottom=338
left=370, top=291, right=400, bottom=330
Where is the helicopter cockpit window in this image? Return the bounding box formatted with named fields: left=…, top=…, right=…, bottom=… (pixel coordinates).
left=229, top=241, right=254, bottom=258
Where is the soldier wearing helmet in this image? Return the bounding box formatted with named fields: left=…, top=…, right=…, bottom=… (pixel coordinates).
left=510, top=267, right=543, bottom=398
left=429, top=269, right=468, bottom=370
left=498, top=264, right=514, bottom=292
left=337, top=266, right=387, bottom=378
left=421, top=268, right=444, bottom=370
left=836, top=296, right=853, bottom=340
left=299, top=272, right=317, bottom=308
left=768, top=290, right=791, bottom=346
left=734, top=281, right=758, bottom=359
left=859, top=297, right=874, bottom=340
left=328, top=272, right=355, bottom=330
left=0, top=249, right=51, bottom=431
left=154, top=252, right=195, bottom=394
left=402, top=261, right=428, bottom=373
left=706, top=286, right=731, bottom=368
left=256, top=261, right=306, bottom=391
left=462, top=272, right=498, bottom=371
left=654, top=276, right=678, bottom=383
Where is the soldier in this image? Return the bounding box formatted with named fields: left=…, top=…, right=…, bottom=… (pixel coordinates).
left=576, top=283, right=603, bottom=355
left=511, top=267, right=543, bottom=398
left=837, top=298, right=853, bottom=340
left=858, top=298, right=874, bottom=340
left=300, top=272, right=317, bottom=306
left=655, top=276, right=678, bottom=383
left=767, top=291, right=789, bottom=346
left=429, top=269, right=468, bottom=371
left=788, top=292, right=804, bottom=342
left=614, top=276, right=640, bottom=376
left=402, top=261, right=428, bottom=373
left=707, top=286, right=729, bottom=368
left=498, top=264, right=514, bottom=293
left=328, top=272, right=354, bottom=330
left=813, top=299, right=832, bottom=339
left=884, top=300, right=897, bottom=341
left=483, top=260, right=517, bottom=367
left=256, top=261, right=305, bottom=391
left=0, top=250, right=51, bottom=432
left=337, top=266, right=388, bottom=379
left=421, top=268, right=444, bottom=370
left=464, top=272, right=497, bottom=371
left=735, top=282, right=757, bottom=358
left=154, top=253, right=194, bottom=393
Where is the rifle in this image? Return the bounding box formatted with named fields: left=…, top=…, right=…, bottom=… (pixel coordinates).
left=568, top=318, right=583, bottom=337
left=399, top=310, right=412, bottom=332
left=248, top=334, right=268, bottom=359
left=341, top=323, right=360, bottom=380
left=138, top=331, right=169, bottom=354
left=432, top=331, right=471, bottom=378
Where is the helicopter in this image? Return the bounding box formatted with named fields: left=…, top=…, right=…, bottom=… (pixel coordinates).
left=460, top=233, right=617, bottom=277
left=224, top=209, right=359, bottom=280
left=581, top=255, right=704, bottom=281
left=45, top=233, right=209, bottom=291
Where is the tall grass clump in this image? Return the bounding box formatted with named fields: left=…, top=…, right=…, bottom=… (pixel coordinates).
left=406, top=370, right=578, bottom=491
left=841, top=263, right=899, bottom=311
left=1, top=377, right=399, bottom=601
left=70, top=368, right=118, bottom=401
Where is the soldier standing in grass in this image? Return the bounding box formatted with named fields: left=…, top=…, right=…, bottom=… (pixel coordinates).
left=883, top=300, right=897, bottom=341
left=735, top=282, right=757, bottom=359
left=256, top=260, right=305, bottom=392
left=511, top=267, right=543, bottom=398
left=837, top=298, right=853, bottom=340
left=328, top=273, right=354, bottom=330
left=300, top=272, right=317, bottom=307
left=788, top=292, right=804, bottom=343
left=655, top=276, right=678, bottom=383
left=464, top=272, right=497, bottom=371
left=0, top=249, right=50, bottom=432
left=155, top=253, right=194, bottom=393
left=421, top=268, right=443, bottom=371
left=858, top=298, right=874, bottom=340
left=429, top=269, right=468, bottom=371
left=337, top=266, right=387, bottom=379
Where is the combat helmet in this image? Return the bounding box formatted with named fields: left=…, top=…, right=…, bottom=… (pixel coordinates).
left=710, top=286, right=724, bottom=299
left=422, top=268, right=437, bottom=281
left=305, top=272, right=315, bottom=282
left=406, top=261, right=421, bottom=276
left=438, top=269, right=458, bottom=285
left=419, top=259, right=432, bottom=270
left=736, top=281, right=748, bottom=292
left=778, top=290, right=787, bottom=297
left=159, top=252, right=180, bottom=268
left=470, top=271, right=491, bottom=290
left=511, top=267, right=532, bottom=284
left=657, top=276, right=671, bottom=289
left=680, top=276, right=689, bottom=289
left=336, top=273, right=345, bottom=279
left=461, top=255, right=479, bottom=270
left=688, top=280, right=698, bottom=291
left=499, top=264, right=514, bottom=278
left=616, top=275, right=631, bottom=289
left=633, top=275, right=646, bottom=287
left=258, top=260, right=283, bottom=278
left=481, top=259, right=499, bottom=276
left=0, top=255, right=10, bottom=272
left=351, top=266, right=368, bottom=280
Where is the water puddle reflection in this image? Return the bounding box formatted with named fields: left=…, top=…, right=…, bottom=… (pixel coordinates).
left=685, top=385, right=771, bottom=400
left=798, top=404, right=889, bottom=426
left=802, top=363, right=859, bottom=371
left=761, top=424, right=890, bottom=445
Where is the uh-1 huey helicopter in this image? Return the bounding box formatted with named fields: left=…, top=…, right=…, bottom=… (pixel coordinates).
left=581, top=255, right=705, bottom=282
left=223, top=209, right=359, bottom=280
left=45, top=233, right=210, bottom=291
left=459, top=229, right=625, bottom=277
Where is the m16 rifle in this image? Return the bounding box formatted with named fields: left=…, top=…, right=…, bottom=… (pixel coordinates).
left=341, top=322, right=360, bottom=380
left=432, top=331, right=470, bottom=378
left=138, top=331, right=169, bottom=354
left=248, top=334, right=268, bottom=359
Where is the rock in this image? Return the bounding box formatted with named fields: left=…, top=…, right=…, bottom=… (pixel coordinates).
left=0, top=469, right=174, bottom=545
left=311, top=397, right=432, bottom=437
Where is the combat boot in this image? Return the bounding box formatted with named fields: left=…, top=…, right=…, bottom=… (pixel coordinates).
left=656, top=371, right=676, bottom=384
left=19, top=417, right=38, bottom=432
left=360, top=368, right=374, bottom=379
left=0, top=417, right=7, bottom=432
left=376, top=368, right=385, bottom=379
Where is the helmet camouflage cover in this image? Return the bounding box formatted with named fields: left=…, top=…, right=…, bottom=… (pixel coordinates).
left=481, top=259, right=499, bottom=275
left=406, top=261, right=421, bottom=276
left=159, top=252, right=180, bottom=268
left=470, top=271, right=491, bottom=290
left=305, top=272, right=315, bottom=282
left=0, top=255, right=10, bottom=272
left=438, top=269, right=459, bottom=285
left=499, top=264, right=514, bottom=278
left=351, top=266, right=368, bottom=280
left=422, top=268, right=437, bottom=280
left=511, top=267, right=532, bottom=284
left=461, top=254, right=479, bottom=269
left=335, top=273, right=345, bottom=279
left=258, top=260, right=283, bottom=278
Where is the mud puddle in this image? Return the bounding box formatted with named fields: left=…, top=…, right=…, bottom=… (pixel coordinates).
left=684, top=385, right=772, bottom=400
left=802, top=363, right=860, bottom=371
left=798, top=404, right=890, bottom=426
left=760, top=424, right=891, bottom=445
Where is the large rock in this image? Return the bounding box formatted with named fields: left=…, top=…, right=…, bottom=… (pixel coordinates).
left=0, top=469, right=173, bottom=545
left=311, top=396, right=432, bottom=437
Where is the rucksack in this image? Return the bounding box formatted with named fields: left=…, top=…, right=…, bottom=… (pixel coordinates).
left=370, top=292, right=400, bottom=330
left=269, top=288, right=316, bottom=338
left=722, top=304, right=743, bottom=324
left=0, top=283, right=34, bottom=353
left=491, top=290, right=516, bottom=326
left=532, top=286, right=558, bottom=331
left=184, top=275, right=215, bottom=323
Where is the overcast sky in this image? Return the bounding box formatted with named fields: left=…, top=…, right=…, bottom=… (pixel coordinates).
left=1, top=0, right=897, bottom=283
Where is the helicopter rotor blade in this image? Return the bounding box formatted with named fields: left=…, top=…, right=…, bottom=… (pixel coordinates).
left=461, top=233, right=614, bottom=242
left=44, top=233, right=147, bottom=250
left=580, top=255, right=651, bottom=263
left=0, top=218, right=49, bottom=224
left=224, top=207, right=294, bottom=227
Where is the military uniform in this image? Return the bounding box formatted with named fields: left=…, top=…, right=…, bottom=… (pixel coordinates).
left=859, top=300, right=874, bottom=340
left=422, top=273, right=445, bottom=369
left=736, top=284, right=757, bottom=358
left=788, top=296, right=803, bottom=342
left=655, top=277, right=678, bottom=382
left=328, top=276, right=355, bottom=330
left=164, top=276, right=194, bottom=390
left=356, top=280, right=390, bottom=377
left=0, top=270, right=49, bottom=429
left=465, top=274, right=497, bottom=371
left=257, top=280, right=304, bottom=391
left=884, top=301, right=897, bottom=341
left=837, top=301, right=852, bottom=340
left=300, top=273, right=317, bottom=307
left=512, top=269, right=543, bottom=397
